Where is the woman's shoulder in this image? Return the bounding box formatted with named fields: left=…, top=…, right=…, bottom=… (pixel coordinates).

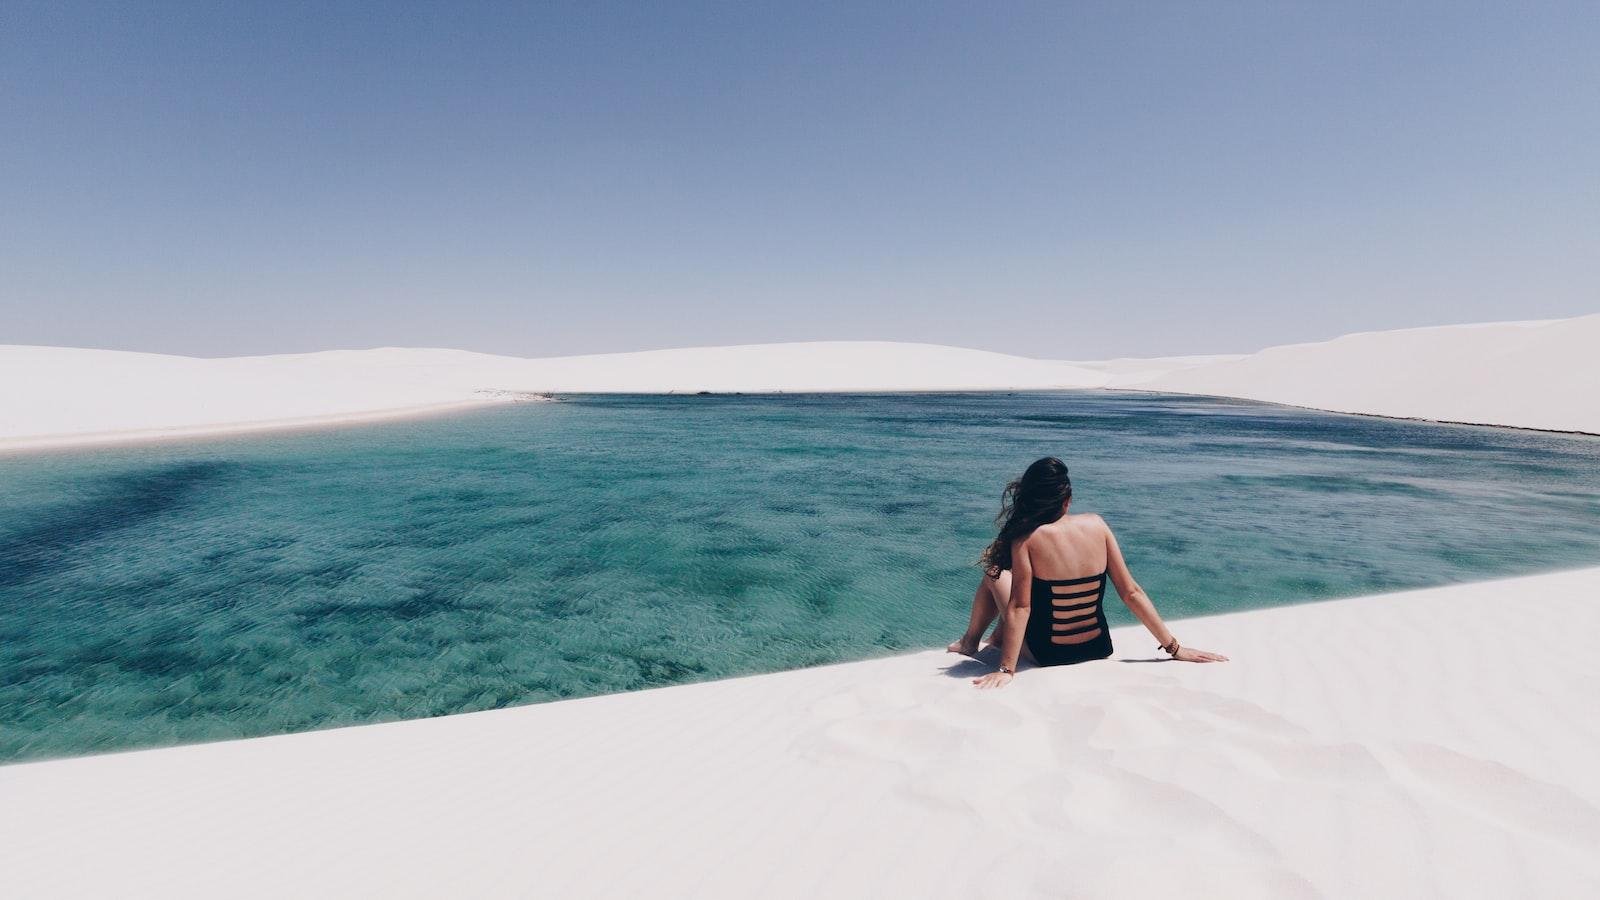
left=1019, top=513, right=1105, bottom=546
left=1066, top=512, right=1111, bottom=534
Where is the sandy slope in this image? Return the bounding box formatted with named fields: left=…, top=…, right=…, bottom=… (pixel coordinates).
left=3, top=567, right=1597, bottom=899
left=1129, top=314, right=1600, bottom=434
left=0, top=342, right=1105, bottom=449
left=1067, top=352, right=1246, bottom=384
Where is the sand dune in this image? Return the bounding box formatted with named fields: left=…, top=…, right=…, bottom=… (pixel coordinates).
left=4, top=567, right=1597, bottom=898
left=0, top=342, right=1104, bottom=450
left=1128, top=314, right=1600, bottom=434
left=1067, top=352, right=1247, bottom=384
left=4, top=313, right=1597, bottom=449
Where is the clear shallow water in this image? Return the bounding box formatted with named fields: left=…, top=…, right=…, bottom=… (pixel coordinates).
left=2, top=392, right=1598, bottom=763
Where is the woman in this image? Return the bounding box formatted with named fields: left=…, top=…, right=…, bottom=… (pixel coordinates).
left=949, top=457, right=1227, bottom=688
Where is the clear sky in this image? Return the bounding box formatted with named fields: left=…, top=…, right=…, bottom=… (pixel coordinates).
left=3, top=2, right=1596, bottom=359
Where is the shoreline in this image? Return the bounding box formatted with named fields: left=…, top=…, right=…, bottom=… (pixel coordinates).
left=5, top=566, right=1597, bottom=897
left=1113, top=387, right=1600, bottom=439
left=7, top=384, right=1598, bottom=457
left=0, top=397, right=513, bottom=456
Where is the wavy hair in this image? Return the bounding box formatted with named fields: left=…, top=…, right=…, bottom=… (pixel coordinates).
left=979, top=457, right=1073, bottom=577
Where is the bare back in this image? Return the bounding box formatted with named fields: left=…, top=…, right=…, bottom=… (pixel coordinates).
left=1006, top=512, right=1116, bottom=665
left=1020, top=513, right=1109, bottom=581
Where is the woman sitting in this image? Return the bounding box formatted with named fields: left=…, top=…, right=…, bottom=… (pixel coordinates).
left=950, top=457, right=1227, bottom=689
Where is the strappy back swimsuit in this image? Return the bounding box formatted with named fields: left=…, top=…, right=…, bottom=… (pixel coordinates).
left=1025, top=570, right=1114, bottom=666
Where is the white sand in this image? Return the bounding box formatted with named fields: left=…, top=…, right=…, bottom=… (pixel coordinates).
left=1067, top=352, right=1248, bottom=385
left=1124, top=314, right=1600, bottom=434
left=4, top=567, right=1597, bottom=898
left=0, top=342, right=1105, bottom=450
left=5, top=313, right=1597, bottom=450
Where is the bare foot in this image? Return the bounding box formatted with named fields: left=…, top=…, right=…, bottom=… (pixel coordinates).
left=947, top=637, right=980, bottom=657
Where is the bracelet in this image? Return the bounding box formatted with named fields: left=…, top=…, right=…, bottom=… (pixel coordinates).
left=998, top=664, right=1016, bottom=675
left=1159, top=638, right=1180, bottom=656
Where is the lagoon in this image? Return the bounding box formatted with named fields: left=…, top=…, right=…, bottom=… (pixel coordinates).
left=3, top=391, right=1598, bottom=763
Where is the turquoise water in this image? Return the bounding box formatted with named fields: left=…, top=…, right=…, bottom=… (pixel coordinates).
left=3, top=392, right=1598, bottom=763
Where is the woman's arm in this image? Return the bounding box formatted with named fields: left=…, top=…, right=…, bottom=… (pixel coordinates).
left=973, top=538, right=1031, bottom=688
left=1104, top=519, right=1228, bottom=663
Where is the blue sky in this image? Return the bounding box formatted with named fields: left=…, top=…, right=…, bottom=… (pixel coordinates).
left=3, top=1, right=1596, bottom=358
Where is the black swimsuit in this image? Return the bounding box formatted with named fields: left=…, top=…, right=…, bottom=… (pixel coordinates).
left=1025, top=570, right=1114, bottom=666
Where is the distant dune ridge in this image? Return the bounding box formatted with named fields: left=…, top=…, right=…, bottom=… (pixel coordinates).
left=1125, top=314, right=1600, bottom=434
left=1, top=314, right=1596, bottom=449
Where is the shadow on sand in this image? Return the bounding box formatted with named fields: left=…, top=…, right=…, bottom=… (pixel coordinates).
left=939, top=645, right=1175, bottom=678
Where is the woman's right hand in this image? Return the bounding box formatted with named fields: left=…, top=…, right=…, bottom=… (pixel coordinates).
left=1173, top=646, right=1229, bottom=662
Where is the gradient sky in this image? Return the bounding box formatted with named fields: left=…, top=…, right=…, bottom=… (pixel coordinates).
left=3, top=1, right=1597, bottom=359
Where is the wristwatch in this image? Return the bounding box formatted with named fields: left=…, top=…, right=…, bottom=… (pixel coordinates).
left=998, top=664, right=1016, bottom=675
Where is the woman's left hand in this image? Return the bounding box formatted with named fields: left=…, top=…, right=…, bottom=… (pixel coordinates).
left=972, top=671, right=1014, bottom=689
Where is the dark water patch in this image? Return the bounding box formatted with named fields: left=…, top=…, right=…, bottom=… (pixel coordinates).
left=201, top=533, right=297, bottom=564
left=292, top=586, right=474, bottom=628
left=1218, top=473, right=1447, bottom=499
left=286, top=558, right=364, bottom=590
left=1143, top=533, right=1194, bottom=555
left=629, top=652, right=711, bottom=685
left=877, top=500, right=931, bottom=517
left=0, top=461, right=237, bottom=589
left=116, top=643, right=211, bottom=680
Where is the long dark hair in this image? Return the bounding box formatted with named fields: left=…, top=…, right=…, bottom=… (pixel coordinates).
left=980, top=457, right=1073, bottom=577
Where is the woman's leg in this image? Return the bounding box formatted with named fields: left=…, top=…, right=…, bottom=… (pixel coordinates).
left=946, top=576, right=995, bottom=656
left=982, top=569, right=1012, bottom=649
left=948, top=571, right=1008, bottom=656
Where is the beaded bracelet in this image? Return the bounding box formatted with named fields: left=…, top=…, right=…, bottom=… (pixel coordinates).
left=1159, top=638, right=1180, bottom=656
